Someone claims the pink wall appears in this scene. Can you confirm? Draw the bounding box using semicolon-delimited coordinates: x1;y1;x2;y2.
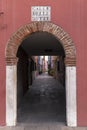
0;0;87;126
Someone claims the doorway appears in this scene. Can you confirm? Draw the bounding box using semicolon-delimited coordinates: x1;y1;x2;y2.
5;22;77;127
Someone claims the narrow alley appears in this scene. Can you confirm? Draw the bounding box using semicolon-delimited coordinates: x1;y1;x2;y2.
17;73;66;126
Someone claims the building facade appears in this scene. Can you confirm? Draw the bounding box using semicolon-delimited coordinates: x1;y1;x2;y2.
0;0;87;127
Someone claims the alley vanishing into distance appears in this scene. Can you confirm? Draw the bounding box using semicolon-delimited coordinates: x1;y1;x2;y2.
17;73;66;126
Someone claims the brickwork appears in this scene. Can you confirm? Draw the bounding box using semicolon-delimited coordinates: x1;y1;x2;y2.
5;22;76;66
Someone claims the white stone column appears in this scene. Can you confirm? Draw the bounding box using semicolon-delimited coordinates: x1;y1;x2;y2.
6;65;17;126
66;67;77;127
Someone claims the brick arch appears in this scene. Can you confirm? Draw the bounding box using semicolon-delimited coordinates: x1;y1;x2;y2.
5;22;77;127
5;22;76;66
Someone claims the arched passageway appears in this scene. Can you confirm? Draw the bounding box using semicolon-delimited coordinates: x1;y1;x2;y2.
16;31;66;125
5;22;76;127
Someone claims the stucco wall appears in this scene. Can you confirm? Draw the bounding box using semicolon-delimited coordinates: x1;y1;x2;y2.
0;0;87;126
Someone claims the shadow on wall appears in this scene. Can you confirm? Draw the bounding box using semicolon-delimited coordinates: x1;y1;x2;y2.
17;47;37;107
17;47;29;107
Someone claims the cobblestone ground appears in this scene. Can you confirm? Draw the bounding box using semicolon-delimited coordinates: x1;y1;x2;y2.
17;73;66;126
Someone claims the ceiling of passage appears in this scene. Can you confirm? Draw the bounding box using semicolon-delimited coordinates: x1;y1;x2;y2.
18;31;65;56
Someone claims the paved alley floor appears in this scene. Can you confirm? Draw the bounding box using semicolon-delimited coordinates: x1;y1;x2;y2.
17;73;66;126
0;73;87;129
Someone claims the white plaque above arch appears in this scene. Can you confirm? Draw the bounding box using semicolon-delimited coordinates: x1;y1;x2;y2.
31;6;51;21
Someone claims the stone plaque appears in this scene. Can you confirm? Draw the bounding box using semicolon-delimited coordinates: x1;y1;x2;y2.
31;6;51;21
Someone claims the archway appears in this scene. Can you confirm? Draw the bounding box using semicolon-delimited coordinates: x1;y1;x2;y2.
5;22;76;127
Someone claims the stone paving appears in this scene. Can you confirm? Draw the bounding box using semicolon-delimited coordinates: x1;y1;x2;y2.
0;125;87;130
17;73;66;125
1;73;87;130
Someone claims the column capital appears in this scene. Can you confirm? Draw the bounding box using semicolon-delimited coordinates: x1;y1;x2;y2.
5;57;18;66
65;57;76;67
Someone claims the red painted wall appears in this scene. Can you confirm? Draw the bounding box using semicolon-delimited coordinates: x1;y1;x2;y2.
0;0;87;126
